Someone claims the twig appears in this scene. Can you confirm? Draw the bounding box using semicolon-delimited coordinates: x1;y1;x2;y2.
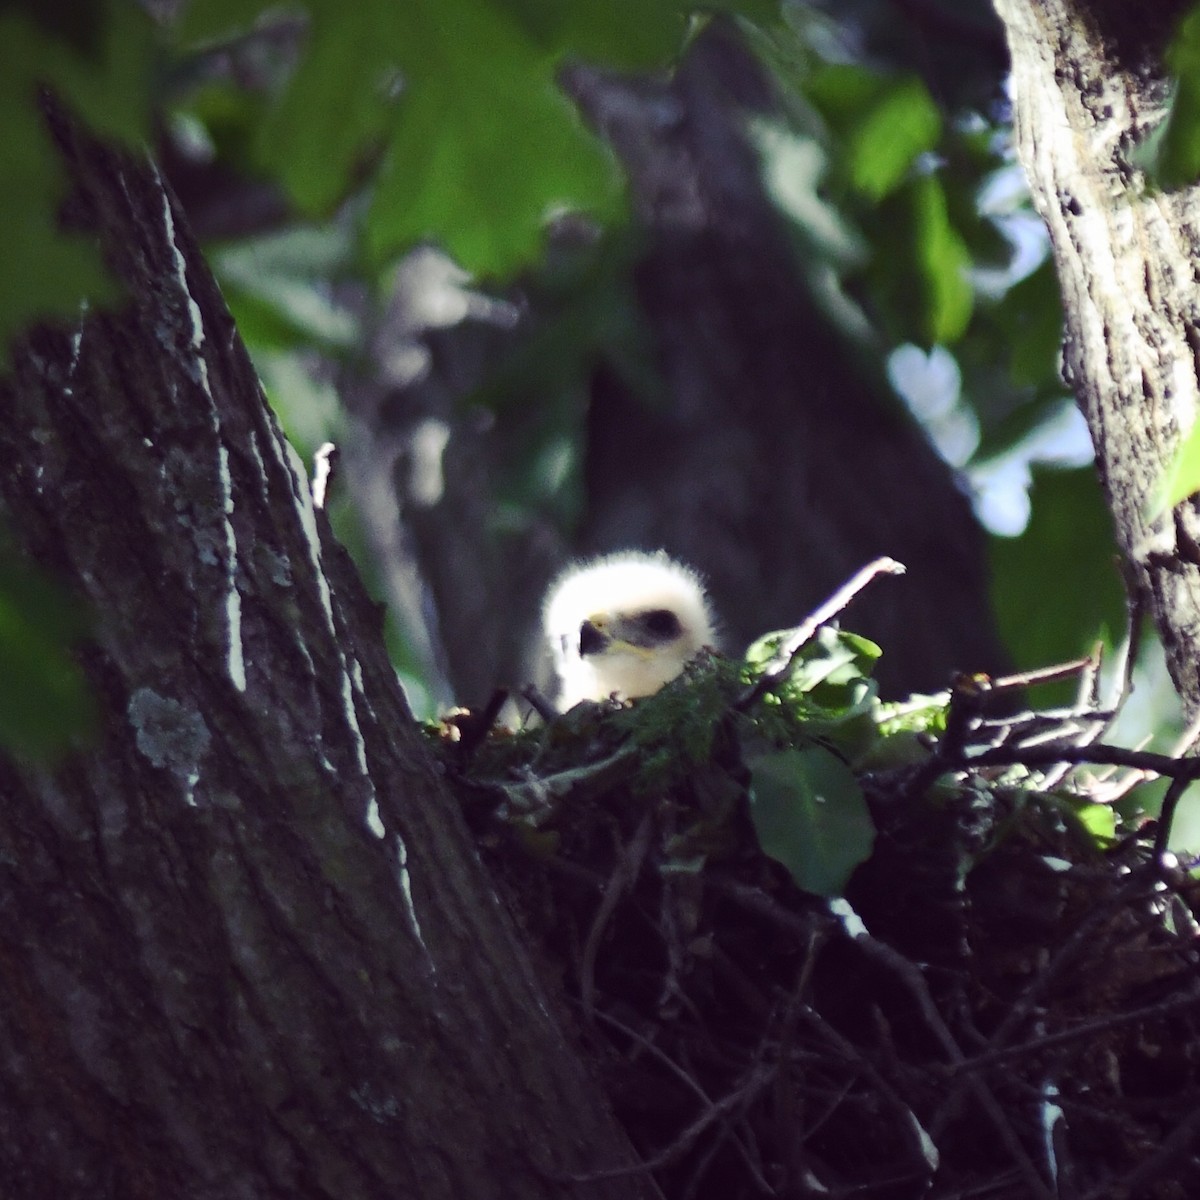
735;557;906;710
961;740;1200;780
450;688;509;761
1078;1101;1200;1200
928;870;1164;1142
1153;773;1195;861
988;655;1096;692
493;745;640;823
711;881;1057;1200
949;983;1200;1075
1103;587;1145;715
793;1002;939;1183
580;810;655;1019
519;683;558;722
562;1064;778;1184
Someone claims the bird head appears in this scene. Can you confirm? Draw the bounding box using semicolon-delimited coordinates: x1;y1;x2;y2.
542;551;717;710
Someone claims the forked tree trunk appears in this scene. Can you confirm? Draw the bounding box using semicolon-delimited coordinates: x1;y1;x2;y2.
994;0;1200;715
0;101;657;1200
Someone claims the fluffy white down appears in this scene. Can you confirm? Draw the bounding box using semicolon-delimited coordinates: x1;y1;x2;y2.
543;550;717;709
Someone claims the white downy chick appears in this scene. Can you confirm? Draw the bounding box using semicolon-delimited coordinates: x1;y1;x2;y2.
543;550;717;710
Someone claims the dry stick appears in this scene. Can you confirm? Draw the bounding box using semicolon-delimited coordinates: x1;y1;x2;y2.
926;870;1164;1142
961;739;1200;780
590;1008;775;1194
1103;586;1145;715
735;557;906;711
949;983;1200;1076
519;682;558;723
579;810;655;1020
1036;644;1105;791
959;739;1200;859
987;655;1097;693
1078;1102;1200;1200
710;881;1057;1200
1154;772;1194;861
793;1003;939;1187
563;1064;778;1185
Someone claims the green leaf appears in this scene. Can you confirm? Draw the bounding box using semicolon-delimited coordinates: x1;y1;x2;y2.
744;626;881;710
0;3;153;363
910;173;973;343
499;0;687;66
991;260;1064;390
1150;415;1200;516
1071;801;1117;843
177;0;629;277
367;3;620;277
175;0;784;277
0;546;95;761
846;77;941;201
748;745;875;896
991;466;1126;675
867;173;973;346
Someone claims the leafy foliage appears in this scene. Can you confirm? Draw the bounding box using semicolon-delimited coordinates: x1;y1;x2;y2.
0;0;153;366
174;0;773;277
429;616;1198;1196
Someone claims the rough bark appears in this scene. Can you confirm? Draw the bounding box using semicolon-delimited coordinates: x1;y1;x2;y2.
0;100;658;1200
994;0;1200;715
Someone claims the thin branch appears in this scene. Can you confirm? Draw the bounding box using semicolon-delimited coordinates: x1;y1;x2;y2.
735;557;906;710
1153;773;1194;861
562;1064;778;1184
961;740;1200;779
580;810;655;1019
949;984;1200;1075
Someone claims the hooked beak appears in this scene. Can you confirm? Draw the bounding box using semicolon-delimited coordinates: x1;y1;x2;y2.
579;619;610;657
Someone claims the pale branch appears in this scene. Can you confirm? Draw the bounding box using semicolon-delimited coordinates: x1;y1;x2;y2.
735;557;907;710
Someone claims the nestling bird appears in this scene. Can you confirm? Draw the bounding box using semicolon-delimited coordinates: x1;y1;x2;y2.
543;550;717;710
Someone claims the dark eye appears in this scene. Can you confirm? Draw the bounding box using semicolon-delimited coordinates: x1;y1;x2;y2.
641;609;681;639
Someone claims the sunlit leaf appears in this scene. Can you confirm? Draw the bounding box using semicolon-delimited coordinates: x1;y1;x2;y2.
367;9;620;277
748;745;875;896
910;173;973;343
846;77;941;201
1072;801;1117;842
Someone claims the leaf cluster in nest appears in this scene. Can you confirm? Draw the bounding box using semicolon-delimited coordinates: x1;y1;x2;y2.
429;629;1200;1200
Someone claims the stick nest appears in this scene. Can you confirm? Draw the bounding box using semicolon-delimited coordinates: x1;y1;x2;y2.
431;625;1200;1200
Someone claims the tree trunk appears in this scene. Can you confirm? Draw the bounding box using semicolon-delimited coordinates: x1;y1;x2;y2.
0;99;657;1200
994;0;1200;715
